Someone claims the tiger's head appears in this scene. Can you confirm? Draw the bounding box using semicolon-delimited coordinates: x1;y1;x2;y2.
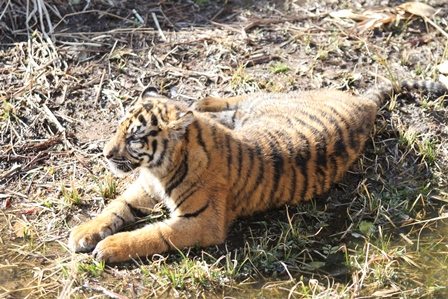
103;87;194;176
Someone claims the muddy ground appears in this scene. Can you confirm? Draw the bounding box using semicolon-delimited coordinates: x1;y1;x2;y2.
1;0;448;298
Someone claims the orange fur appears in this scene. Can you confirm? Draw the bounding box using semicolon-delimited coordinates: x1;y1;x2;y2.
68;80;447;263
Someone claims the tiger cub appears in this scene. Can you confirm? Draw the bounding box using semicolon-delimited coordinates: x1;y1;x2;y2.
68;80;446;263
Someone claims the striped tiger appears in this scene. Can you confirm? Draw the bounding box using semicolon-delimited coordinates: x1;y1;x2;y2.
68;80;447;263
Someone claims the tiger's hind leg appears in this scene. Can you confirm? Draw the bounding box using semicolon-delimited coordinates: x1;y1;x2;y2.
192;95;248;112
68;178;159;253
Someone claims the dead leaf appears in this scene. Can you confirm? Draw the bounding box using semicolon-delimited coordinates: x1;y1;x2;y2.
13;221;27;238
330;2;438;32
372;286;400;297
2;198;11;209
17;208;38;215
356;11;396;32
329;9;366;21
395;2;436;17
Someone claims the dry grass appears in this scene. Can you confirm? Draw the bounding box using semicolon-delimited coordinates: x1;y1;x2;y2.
1;0;448;298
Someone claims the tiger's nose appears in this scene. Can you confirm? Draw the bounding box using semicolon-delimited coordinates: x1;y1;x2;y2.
104;149;113;160
103;139;116;160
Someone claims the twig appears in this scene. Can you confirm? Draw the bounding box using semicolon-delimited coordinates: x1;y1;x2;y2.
241;54;281;67
0;0;11;20
84;282;130;299
42;104;65;133
158;7;178;30
94;69;106;105
53;10;136;31
0;164;22;181
152;12;167;42
132;9;144;24
424;15;448;39
41;104;73;150
34;0;53;40
209;21;246;35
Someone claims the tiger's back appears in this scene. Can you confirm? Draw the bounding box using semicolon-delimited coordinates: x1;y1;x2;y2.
196;90;378;217
68;80;447;263
194;80;447;216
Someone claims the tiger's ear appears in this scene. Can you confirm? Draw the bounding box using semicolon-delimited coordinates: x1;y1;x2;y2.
168;111;194;140
141;86;160;99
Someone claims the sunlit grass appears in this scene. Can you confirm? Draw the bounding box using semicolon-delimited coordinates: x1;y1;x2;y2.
61;182;82;206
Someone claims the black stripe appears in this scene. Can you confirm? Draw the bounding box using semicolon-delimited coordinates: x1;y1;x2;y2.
323;106;350;150
162;102;169;115
150;114;158;126
156;106;163;119
279;129;295;158
252;141;265;188
112;212;125;223
140;136;148;145
151;139;158;154
233;144;256;204
194;121;207;151
232;137;270;213
316;105;348;160
301;110;330;135
285;115;324;199
137;152;154;162
179;202;209;218
165;159;188;196
184;126;190;143
152;139;168;167
315;137;328;195
290;115;326;143
193;122;209;164
138;114;147;126
173;182;200;211
288;166;297;204
234;141;243;183
294;137;311;199
132;107;143;118
225;133;233;179
147;130;159;137
125;202;148;218
267;134;284;202
251;141;267;209
251;134;275;209
325;103;361;151
130;125;140;135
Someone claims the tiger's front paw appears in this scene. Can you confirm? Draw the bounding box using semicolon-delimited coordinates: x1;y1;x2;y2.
92;233;133;263
68;219;114;253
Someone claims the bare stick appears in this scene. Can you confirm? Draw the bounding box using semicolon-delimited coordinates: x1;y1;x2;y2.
42;104;65;133
132;9;144;24
152;12;167;42
424;15;448;39
94;69;106;105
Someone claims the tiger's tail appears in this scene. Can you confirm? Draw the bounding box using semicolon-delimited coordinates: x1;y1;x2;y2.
363;80;447;107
